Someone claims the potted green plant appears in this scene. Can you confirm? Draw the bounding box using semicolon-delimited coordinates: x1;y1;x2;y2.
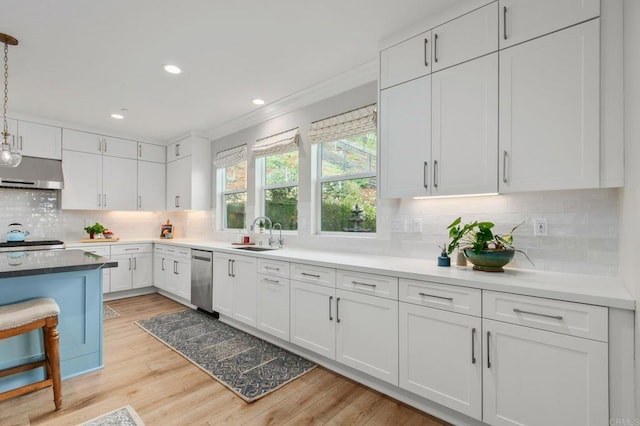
446;217;534;272
83;222;106;239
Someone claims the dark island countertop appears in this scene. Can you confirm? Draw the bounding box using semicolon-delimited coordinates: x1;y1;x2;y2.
0;249;117;278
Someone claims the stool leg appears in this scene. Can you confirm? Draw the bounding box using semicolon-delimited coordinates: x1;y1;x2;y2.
44;317;62;410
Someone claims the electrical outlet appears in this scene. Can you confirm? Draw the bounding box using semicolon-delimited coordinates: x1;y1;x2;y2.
391;219;407;233
534;218;547;236
412;218;422;233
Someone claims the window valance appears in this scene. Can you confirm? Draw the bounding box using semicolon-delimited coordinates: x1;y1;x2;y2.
308;104;377;144
214;145;247;168
252;128;299;158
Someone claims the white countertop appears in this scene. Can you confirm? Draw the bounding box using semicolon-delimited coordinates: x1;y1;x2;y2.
66;238;635;310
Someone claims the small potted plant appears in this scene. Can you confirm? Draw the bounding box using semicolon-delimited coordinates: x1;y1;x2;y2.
446;217;533;272
84;222;106;239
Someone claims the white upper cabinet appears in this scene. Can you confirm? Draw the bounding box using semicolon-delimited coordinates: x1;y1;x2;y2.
63;129;103;154
431;2;498;73
499;20;600;192
379;75;431;198
431;53;498;196
138;142;165;163
499;0;600;49
61;149;103;210
137;161;166;211
102;136;137;159
380;30;431;90
15;121;62;160
165;134;211;211
102;155;138;210
167;138;192;162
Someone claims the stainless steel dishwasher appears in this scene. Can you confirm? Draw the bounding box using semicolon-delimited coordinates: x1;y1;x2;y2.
191;249;213;313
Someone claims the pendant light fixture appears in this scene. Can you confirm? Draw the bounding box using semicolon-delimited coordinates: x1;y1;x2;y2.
0;33;21;168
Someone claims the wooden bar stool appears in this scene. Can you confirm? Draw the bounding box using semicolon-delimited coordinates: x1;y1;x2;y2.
0;298;62;410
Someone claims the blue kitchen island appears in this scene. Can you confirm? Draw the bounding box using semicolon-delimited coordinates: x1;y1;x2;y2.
0;249;116;393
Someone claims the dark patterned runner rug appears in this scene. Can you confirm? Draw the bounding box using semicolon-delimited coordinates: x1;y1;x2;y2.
136;309;316;402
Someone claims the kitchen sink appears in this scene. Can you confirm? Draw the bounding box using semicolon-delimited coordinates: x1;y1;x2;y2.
233;246;278;252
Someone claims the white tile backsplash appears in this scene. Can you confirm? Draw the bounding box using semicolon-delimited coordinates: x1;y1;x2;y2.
0;186;620;276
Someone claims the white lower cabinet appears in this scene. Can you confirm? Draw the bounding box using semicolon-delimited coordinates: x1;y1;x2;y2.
257;259;290;341
155;245;191;301
483;318;608;426
110;244;153;292
399;302;482;419
335;289;398;385
212;253;257;326
289;279;336;359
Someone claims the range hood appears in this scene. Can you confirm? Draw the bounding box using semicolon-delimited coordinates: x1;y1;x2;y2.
0;156;64;190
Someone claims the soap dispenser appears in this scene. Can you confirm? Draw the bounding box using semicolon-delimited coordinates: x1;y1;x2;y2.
437;245;451;267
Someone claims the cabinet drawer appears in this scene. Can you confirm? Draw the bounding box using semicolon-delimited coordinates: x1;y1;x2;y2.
337;270;398;300
111;244;152;256
290;263;336;288
80;245;110;257
399;279;481;317
483;291;608;342
258;258;289;278
163;245;191;259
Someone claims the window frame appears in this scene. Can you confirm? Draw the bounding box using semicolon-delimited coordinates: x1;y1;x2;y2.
256;150;299;232
219;160;247;231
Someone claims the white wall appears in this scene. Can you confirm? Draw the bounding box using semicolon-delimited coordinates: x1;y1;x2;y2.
211;82;620;276
621;0;640;415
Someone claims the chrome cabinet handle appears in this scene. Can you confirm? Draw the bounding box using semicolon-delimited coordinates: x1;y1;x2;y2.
471;328;476;364
103;194;107;208
227;259;231;277
513;308;563;321
263;278;280;284
138;144;142;157
128;258;132;271
329;295;333;321
97;138;101;152
433;160;438;189
19;135;23;150
423;161;429;189
352;280;376;288
133;257;137;270
424;38;429;67
336;297;341;323
175;143;180;157
11;134;15;147
418;292;453;301
502;151;508;183
487;331;491;368
230;259;235;277
265;266;280;272
97;193;101;208
503;6;508;40
174;260;178;275
176;195;180;208
161;258;165;271
138;195;142;210
124;248;140;251
434;33;439;63
103;140;107;152
301;272;320;278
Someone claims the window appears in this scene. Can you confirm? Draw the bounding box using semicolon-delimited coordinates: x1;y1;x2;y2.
262;151;298;230
215;145;247;230
254;128;299;231
310;104;377;233
319;133;376;232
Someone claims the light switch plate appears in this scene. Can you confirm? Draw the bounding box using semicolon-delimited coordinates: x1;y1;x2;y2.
412;218;422;233
391;219;407;233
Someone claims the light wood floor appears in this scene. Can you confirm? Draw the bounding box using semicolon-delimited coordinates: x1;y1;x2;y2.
0;294;449;425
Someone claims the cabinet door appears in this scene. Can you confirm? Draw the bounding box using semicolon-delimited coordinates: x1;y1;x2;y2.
166;156;191;210
62;129;102;154
102;136;137;159
379;75;431;198
257;274;290;341
102;156;138;210
431;2;498;72
213;255;233;316
399;303;482;420
499;20;600;193
153;253;167;290
17;121;62;160
83;245;111;293
138;161;166;211
290;280;336;359
380;31;431;90
167;139;192;162
499;0;600;49
138;142;165;163
110;254;133;292
483;319;608;426
431;54;498;196
335;289;398;385
232;255;257;327
61;150;102;209
132;252;152;289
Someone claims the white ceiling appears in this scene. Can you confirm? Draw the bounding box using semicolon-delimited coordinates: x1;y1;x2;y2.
0;0;460;143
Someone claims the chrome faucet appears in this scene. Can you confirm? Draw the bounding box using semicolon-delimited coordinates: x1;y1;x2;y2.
250;216;274;247
272;223;284;248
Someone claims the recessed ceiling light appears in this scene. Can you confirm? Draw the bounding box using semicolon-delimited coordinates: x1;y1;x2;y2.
163;64;182;74
252;98;265;105
110;113;124;120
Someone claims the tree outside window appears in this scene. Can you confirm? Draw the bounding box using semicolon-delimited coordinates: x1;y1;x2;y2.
319;132;377;233
222;160;247;229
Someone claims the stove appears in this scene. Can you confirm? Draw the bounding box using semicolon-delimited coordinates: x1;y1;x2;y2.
0;240;65;252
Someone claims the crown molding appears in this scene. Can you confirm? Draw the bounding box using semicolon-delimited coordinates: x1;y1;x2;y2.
204;59;378;142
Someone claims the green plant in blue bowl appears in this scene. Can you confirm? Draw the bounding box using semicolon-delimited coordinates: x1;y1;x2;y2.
446;217;534;272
